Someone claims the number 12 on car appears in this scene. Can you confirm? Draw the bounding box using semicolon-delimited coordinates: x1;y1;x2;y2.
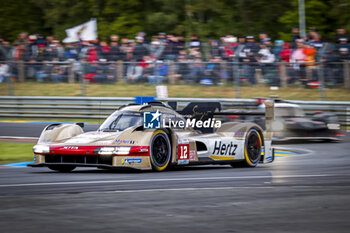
178;144;189;160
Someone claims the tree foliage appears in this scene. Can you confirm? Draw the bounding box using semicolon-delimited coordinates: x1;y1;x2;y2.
0;0;349;42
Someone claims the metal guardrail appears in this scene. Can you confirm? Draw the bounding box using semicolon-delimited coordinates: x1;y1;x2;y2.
0;96;349;126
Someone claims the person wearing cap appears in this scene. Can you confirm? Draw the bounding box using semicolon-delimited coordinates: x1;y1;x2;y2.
244;36;259;54
273;40;284;61
338;37;350;53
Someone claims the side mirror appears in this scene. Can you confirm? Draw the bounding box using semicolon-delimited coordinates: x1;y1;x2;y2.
76;122;84;128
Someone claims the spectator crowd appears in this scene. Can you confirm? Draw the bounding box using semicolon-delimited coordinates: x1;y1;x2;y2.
0;27;349;86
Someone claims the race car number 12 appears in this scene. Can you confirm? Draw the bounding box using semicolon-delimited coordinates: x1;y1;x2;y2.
178;144;189;160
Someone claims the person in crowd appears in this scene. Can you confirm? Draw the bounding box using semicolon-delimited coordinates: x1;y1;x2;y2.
291;27;301;49
50;59;65;82
164;35;179;61
2;28;350;87
335;28;349;44
280;42;290;57
273;40;284;61
133;37;149;62
234;36;246;60
0;62;10;83
93;59;109;83
259;32;269;44
109;40;121;61
126;59;144;83
338;38;350;53
208;40;222;58
148;60;168;85
98;40;111;60
13;32;28;47
321;46;339;85
339;48;350;61
64;43;80;60
187;58;205;84
257;43;279;85
303;43;317;82
36;60;51;82
205;56;223;85
241;36;259;85
290;39;307;85
173;55;190;84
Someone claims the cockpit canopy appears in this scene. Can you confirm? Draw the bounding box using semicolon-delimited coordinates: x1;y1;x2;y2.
99;111;143;132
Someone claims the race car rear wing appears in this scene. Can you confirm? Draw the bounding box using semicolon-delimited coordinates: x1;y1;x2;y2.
168;101;274;134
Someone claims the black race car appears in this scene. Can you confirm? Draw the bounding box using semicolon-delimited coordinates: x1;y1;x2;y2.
224;99;344;142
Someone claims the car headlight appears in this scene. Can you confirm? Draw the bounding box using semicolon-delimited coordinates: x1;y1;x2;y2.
271;121;284;131
33;145;50;154
98;147;131;155
116;147;131;155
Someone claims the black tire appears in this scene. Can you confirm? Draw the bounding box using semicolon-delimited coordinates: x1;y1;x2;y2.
48;165;76;172
231;128;262;168
150;130;172;171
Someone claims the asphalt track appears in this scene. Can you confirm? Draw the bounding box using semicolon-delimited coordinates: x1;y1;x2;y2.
0;122;350;233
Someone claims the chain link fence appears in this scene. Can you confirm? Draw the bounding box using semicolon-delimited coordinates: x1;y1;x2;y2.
1;60;350;99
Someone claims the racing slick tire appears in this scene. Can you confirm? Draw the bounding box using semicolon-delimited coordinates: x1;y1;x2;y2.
150;130;172;172
231;128;262;168
48;165;76;172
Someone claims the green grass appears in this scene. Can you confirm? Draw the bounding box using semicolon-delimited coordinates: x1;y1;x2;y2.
1;82;350;101
0;143;35;164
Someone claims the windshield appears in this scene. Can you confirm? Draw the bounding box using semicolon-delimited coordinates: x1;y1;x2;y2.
275;107;305;117
98;111;143;132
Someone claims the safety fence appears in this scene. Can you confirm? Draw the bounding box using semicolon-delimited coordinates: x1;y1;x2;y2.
1;61;350;98
0;96;349;126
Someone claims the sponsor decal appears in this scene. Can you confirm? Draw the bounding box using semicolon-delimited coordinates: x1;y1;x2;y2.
144;110;162;129
178;144;190;165
122;158;142;165
178;160;189;165
234;132;244;136
34;156;37;162
212;141;237;156
115;139;135;144
63;146;79;150
189;150;196;160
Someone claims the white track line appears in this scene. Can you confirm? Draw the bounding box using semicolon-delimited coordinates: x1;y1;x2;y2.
108;187;274;193
0;136;38;140
0;174;333;188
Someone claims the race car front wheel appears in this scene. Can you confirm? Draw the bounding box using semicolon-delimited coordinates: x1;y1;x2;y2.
48;165;76;172
150;130;172;172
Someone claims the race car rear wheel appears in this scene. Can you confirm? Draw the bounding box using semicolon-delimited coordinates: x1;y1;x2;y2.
244;128;262;167
150;130;171;172
231;128;262;168
48;165;76;172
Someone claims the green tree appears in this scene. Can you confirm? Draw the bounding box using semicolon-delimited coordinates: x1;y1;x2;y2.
279;0;330;41
33;0;94;40
329;0;350;37
0;0;47;41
